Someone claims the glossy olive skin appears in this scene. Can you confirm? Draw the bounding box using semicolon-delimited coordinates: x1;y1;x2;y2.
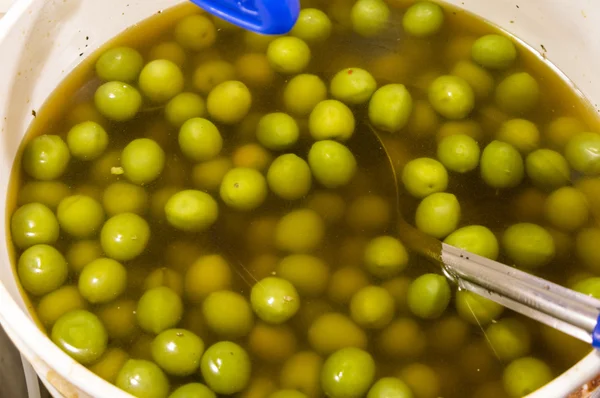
321;347;376;398
51;310;108;365
151;328;205;376
200;341;251;395
116;359;171;398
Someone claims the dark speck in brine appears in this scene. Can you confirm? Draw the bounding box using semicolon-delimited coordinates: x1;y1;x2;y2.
31;110;36;117
516;4;520;8
79;52;84;56
541;44;547;51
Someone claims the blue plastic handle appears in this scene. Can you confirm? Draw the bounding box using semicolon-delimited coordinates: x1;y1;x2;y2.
592;314;600;348
189;0;300;35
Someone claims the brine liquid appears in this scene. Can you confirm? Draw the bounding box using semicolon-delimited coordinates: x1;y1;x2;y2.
7;1;600;398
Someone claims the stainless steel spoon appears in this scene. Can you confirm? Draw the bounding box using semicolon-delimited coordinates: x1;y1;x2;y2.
370;125;600;347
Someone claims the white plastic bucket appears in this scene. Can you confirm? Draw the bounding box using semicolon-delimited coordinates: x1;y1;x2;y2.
1;0;600;397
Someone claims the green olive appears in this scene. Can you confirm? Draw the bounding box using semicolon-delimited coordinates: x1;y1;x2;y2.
166;92;206;128
544;186;589;232
330;68;377;105
471;34;517;70
367;378;414;398
277;254;330;298
18;244;68;296
428;75;474;120
220;167;267;211
151;328;205;376
280;351;323;398
121;138;165;185
284;74;328;117
525;149;570;190
308;140;357;189
455;290;504;326
485;318;531;361
144;267;183;296
37;285;87;327
308;313;367;355
268;390;308;398
97;299;138;341
116;359;170;398
66;121;109;161
165;190;219;232
202;290;254;338
201;341;251;395
169;384;216;398
175;14;216;51
94;81;142;122
407;273;451;320
89;348;129;384
207;80;252;125
350;285;395;329
436;134;480;173
57;195;105;238
78;257;127;304
275;209;325;253
136;287;183;334
148;41;187;67
185;255;232;304
51;310;108;365
251;277;300;324
502;357;552;397
267;37;311;75
22;135;71;180
257;112;300;150
267;154;312;201
321;348;376;398
398;363;440;398
351;0;390;37
178;118;222;162
138;59;184;103
95;46;144;82
100;212;150;261
376;318;426;359
17;181;71;210
402;1;444;38
480;140;524;189
11;203;59;249
443;225;499;260
401;157;448;199
66;239;103;274
309;100;355;141
368;84;413;133
495;72;539;115
565;132;600;175
502;223;555;269
290;8;332;43
415;192;461;239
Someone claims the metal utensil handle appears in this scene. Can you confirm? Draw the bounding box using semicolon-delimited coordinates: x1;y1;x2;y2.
441;243;600;346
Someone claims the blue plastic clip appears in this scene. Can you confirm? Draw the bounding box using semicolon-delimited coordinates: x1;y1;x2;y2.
189;0;300;35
